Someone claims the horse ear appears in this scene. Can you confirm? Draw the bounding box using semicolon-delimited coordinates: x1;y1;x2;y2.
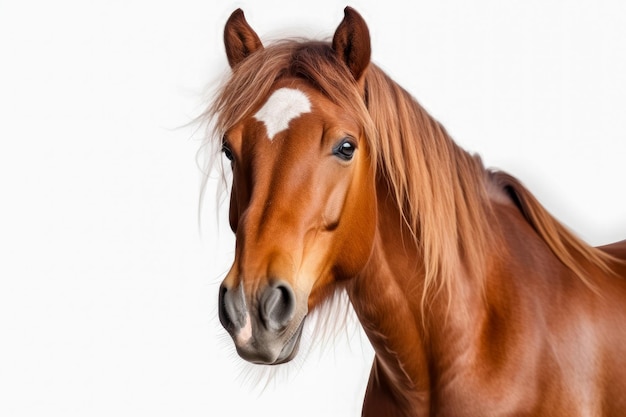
224;9;263;69
332;7;371;82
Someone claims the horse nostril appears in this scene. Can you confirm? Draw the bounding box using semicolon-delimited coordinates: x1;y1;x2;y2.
218;284;235;331
260;282;296;331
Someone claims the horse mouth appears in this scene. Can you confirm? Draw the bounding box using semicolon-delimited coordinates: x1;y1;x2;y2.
272;317;306;364
236;316;307;365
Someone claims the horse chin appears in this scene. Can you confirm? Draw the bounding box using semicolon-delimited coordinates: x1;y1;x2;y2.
238;317;307;366
272;318;306;364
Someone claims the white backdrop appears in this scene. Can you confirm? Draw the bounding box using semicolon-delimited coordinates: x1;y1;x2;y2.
1;1;625;416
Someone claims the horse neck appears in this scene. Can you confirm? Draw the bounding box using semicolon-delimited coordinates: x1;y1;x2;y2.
346;164;597;409
345;165;504;407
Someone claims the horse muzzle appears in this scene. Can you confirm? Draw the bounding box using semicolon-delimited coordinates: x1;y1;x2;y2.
218;280;307;365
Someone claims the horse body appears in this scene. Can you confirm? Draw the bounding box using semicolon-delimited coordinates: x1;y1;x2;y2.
208;7;626;416
351;186;626;416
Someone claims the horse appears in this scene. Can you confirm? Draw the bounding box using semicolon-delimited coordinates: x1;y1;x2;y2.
205;7;626;417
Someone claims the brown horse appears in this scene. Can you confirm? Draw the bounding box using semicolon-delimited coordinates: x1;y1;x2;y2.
206;7;626;417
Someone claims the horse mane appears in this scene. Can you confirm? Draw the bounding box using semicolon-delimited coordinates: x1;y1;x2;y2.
204;39;618;306
363;66;496;305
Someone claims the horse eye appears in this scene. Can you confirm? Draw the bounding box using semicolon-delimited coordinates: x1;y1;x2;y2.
333;139;356;161
221;144;234;161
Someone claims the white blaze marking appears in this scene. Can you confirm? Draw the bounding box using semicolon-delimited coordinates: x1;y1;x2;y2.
237;313;252;345
253;87;311;141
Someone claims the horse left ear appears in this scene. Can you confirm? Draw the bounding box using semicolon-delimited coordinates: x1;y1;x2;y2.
224;9;263;69
332;7;371;82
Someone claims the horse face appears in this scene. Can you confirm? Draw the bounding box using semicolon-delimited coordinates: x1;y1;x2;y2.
216;7;374;365
218;80;377;364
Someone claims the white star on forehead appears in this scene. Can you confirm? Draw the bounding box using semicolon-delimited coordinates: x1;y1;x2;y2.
253;87;312;141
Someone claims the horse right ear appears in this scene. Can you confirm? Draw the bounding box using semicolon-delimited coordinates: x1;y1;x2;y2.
224;9;263;69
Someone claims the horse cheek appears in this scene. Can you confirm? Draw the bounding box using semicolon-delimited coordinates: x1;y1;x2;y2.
228;186;239;233
333;172;377;281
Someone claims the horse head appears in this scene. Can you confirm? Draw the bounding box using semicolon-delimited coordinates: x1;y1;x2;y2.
217;8;377;365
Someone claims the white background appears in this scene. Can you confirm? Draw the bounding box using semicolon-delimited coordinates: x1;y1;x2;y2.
1;1;625;416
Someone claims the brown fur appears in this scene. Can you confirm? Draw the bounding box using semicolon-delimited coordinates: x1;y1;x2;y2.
207;8;626;416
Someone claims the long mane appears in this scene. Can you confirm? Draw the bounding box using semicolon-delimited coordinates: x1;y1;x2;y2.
204;39;618;303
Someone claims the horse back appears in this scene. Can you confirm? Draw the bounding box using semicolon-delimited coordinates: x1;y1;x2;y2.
597;238;626;285
598;239;626;262
593;239;626;415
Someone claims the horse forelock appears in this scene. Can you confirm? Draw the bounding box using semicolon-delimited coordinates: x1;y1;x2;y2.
206;40;373;143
